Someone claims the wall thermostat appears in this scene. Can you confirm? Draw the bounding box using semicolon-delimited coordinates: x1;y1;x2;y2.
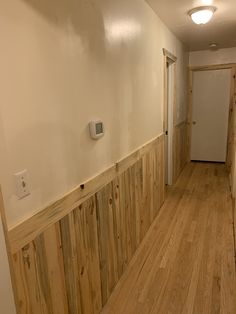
89;120;104;140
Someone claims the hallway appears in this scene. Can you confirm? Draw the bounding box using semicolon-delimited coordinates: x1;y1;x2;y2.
102;162;236;313
1;1;236;313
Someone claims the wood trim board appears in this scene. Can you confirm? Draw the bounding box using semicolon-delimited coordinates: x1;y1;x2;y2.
8;134;164;254
163;48;177;63
0;188;20;313
3;133;165;314
163;48;181;187
173;121;188;182
190;63;236;72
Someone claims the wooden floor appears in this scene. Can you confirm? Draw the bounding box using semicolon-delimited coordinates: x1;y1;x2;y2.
102;162;236;314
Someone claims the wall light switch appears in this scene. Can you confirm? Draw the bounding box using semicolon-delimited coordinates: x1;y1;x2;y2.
14;170;31;199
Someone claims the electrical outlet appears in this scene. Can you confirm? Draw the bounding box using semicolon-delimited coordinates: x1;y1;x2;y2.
14;170;30;199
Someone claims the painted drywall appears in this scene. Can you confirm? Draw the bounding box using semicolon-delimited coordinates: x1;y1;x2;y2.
0;218;16;314
0;0;188;227
190;47;236;66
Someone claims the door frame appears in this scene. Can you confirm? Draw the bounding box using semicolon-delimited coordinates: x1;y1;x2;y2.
0;187;19;313
187;63;236;169
163;48;177;186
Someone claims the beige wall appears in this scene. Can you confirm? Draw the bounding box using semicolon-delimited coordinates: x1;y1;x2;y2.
190;47;236;66
0;0;188;228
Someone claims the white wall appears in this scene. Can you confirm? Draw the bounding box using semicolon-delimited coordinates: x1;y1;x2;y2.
0;0;188;228
190;47;236;66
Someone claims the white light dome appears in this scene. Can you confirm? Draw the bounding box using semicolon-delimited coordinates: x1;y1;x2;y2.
189;6;216;25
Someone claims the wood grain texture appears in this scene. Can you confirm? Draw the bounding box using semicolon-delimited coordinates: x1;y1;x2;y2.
173;121;188;182
9;134;165;313
102;162;236;314
96;139;165;306
9;134;164;254
13;223;68;314
96;179;123;306
9;165;117;255
228;67;236;270
226;67;236;171
13;198;103;314
0;187;20;313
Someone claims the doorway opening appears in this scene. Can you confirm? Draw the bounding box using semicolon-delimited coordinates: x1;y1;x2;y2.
188;64;236;170
163;49;177;186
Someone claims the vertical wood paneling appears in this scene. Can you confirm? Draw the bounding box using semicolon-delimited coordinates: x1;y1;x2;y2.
173;122;188;182
13;244;42;314
73;197;102;314
42;224;68;314
10;135;165;314
158;136;165;207
13;223;69;314
227;68;236;183
134;159;142;247
34;235;54;313
96;181;120;305
140;153;151;240
152;148;159;218
60;213;81;314
124;165;138;262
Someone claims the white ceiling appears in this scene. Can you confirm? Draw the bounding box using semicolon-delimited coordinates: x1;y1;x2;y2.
145;0;236;51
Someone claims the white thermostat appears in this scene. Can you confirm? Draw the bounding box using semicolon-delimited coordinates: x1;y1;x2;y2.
89;120;104;140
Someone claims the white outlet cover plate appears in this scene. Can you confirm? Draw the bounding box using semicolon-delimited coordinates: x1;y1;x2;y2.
14;170;30;199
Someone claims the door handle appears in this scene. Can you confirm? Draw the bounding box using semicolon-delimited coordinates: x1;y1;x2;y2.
192;121;197;125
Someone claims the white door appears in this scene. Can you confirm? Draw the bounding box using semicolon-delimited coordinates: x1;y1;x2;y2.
191;69;231;162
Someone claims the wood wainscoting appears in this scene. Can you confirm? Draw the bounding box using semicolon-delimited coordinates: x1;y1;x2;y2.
173;121;188;182
2;134;165;314
228;68;236;190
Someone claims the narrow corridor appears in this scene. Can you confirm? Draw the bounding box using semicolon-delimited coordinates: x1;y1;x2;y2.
102;162;236;313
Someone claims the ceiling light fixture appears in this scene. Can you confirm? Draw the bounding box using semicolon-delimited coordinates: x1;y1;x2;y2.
209;42;218;50
188;6;216;25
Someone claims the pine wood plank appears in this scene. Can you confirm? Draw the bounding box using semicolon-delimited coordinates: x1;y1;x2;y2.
9;134;164;254
173;121;188;182
96;180;120;305
12;244;42;314
42;224;68;314
60;213;81;314
102;162;236;314
9;135;165;314
102;163;196;313
73;197;102;314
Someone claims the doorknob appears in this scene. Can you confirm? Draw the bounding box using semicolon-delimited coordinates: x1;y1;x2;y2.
192;121;197;125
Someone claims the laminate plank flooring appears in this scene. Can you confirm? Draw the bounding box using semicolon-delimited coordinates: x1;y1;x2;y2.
102;162;236;314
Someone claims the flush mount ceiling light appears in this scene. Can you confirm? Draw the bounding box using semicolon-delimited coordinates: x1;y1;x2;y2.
188;6;217;25
209;42;218;49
